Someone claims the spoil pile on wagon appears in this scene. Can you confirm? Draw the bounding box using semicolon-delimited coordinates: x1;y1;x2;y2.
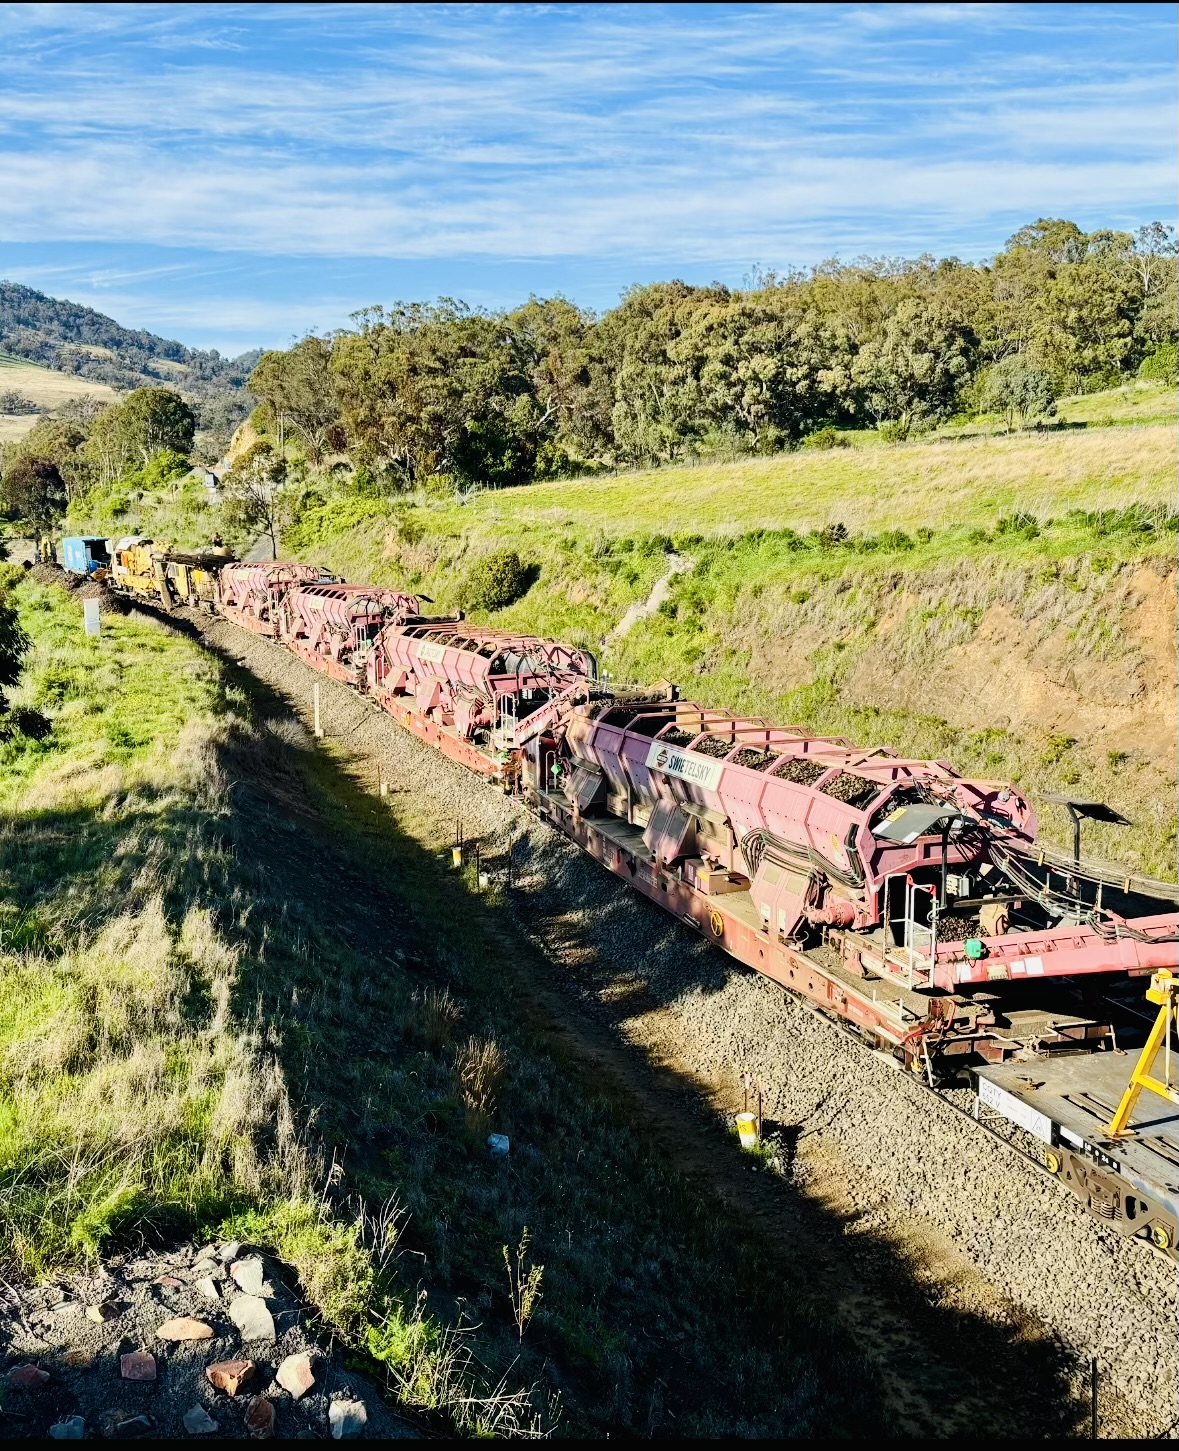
69;538;1179;1255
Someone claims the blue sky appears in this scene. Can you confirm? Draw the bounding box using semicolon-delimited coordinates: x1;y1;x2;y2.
0;2;1174;357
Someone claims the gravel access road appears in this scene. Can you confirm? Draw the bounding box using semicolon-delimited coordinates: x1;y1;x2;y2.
186;609;1178;1440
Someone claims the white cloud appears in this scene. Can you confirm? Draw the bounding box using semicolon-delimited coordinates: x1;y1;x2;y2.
0;1;1173;302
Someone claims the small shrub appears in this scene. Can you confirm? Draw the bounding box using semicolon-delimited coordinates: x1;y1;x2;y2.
133;448;191;491
534;438;587;479
0;706;52;741
1039;732;1076;767
801;426;846;451
423;472;457;499
461;550;532;612
877;420;909;444
1138;343;1178;385
390;508;424;547
0;391;44;415
816;522;849;549
453;1035;506;1140
995;511;1041;540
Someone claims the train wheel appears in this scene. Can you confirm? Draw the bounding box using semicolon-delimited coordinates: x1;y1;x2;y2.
1149;1222;1172;1251
1044;1150;1062;1175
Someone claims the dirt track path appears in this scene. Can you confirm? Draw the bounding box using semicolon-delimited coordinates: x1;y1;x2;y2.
176;605;1177;1440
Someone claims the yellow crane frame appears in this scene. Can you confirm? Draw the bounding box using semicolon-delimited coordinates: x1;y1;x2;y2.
1107;970;1179;1136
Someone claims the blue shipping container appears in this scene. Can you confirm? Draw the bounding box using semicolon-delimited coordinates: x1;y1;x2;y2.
60;537;111;575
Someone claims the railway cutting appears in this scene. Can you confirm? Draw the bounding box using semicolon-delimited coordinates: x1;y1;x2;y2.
79;536;1179;1262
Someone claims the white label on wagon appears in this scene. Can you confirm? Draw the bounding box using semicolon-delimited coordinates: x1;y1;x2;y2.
645;742;725;791
416;640;448;664
978;1077;1053;1144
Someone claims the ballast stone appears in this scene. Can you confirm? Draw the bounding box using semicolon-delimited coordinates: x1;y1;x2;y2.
245;1395;276;1438
158;1315;214;1341
230;1255;271;1297
183;1405;220;1435
276;1351;316;1400
229;1294;276;1341
7;1362;49;1388
329;1398;368;1438
119;1350;157;1381
48;1416;86;1440
207;1358;256;1395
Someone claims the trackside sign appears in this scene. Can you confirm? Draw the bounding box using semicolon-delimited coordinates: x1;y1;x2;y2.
645;742;725;791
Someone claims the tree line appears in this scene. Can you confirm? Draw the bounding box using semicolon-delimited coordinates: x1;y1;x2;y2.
252;217;1177;489
2;215;1176;539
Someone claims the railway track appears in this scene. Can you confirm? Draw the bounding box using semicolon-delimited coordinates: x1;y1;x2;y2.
44;540;1179;1431
75;541;1179;1259
150;590;1176;1439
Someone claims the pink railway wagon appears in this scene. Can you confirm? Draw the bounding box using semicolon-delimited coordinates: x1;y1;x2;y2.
216;562;327;637
277;583;423;684
365;621;598;778
196;552;1179;1252
524;695;1178;1071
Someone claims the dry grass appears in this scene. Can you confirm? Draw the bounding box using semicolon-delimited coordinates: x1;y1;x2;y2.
403;985;461;1050
453;1034;507;1142
0;354;117;447
430;422;1174;539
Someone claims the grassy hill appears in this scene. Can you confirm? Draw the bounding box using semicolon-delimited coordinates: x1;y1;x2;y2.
387;418;1174;541
282;410;1177;879
0;281;259;395
0;282;257;462
0;353;118;446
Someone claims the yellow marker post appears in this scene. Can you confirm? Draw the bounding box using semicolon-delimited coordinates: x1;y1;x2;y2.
1107;970;1179;1136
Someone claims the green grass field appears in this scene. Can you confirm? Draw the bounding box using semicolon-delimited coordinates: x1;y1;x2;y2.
425;420;1174;540
1054;380;1177;427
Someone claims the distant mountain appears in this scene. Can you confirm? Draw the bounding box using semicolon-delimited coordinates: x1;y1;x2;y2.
0;281;261;398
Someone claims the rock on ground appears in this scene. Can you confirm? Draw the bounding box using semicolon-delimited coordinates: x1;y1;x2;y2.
0;1242;411;1439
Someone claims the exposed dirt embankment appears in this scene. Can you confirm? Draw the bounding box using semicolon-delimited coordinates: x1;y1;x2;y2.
729;552;1177;872
815;560;1175;762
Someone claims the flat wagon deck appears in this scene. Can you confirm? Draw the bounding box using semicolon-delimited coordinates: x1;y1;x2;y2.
974;1052;1179;1251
